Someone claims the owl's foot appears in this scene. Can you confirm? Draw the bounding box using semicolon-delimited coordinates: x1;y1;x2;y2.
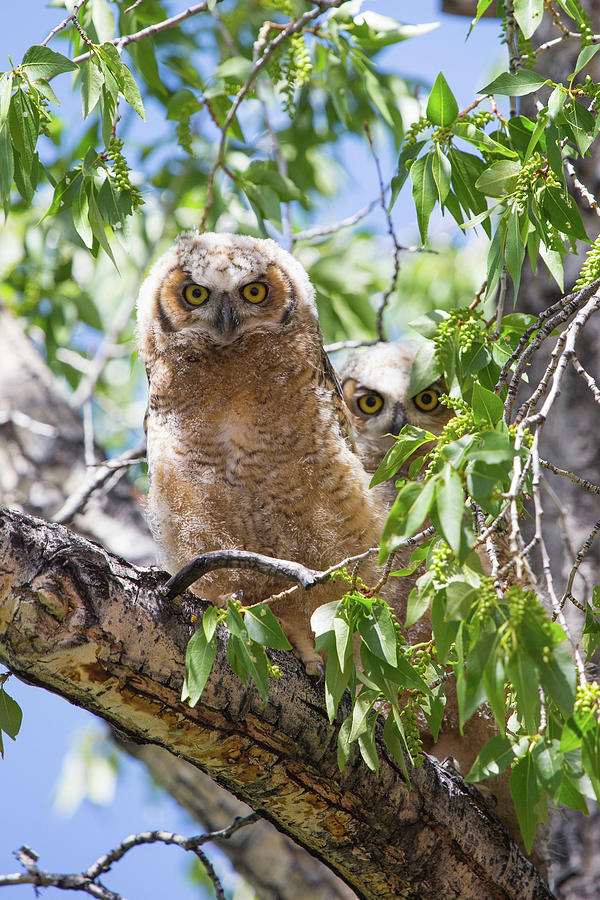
304;658;325;680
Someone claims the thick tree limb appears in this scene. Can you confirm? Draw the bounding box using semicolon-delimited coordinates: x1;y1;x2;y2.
0;504;553;900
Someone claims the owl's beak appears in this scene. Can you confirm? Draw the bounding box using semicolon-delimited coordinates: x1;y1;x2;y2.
391;402;407;435
213;298;240;339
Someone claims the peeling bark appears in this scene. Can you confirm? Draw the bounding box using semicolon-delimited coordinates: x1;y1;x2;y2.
0;504;553;900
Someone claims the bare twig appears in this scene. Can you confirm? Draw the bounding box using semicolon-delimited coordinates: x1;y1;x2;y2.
561;519;600;613
52;444;147;524
324;338;380;354
571;356;600;404
0;409;58;438
0;815;260;899
539;457;600;495
364;122;401;341
41;0;88;47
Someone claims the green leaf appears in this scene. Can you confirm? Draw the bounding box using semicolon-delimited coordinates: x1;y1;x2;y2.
202;605;220;643
434;467;464;556
432;145;451;205
20;45;78;81
474;160;521;198
471;382;504;426
183;628;217;706
0;124;13;208
389;141;425;211
381;478;436;556
348;690;379;742
87;185;117;265
383;711;411;782
507;651;540;733
358;720;379;773
9;89;39;169
73;181;93;249
581;724;600;805
311;601;341;639
510;752;542;853
449;149;489;232
582;603;600;660
244;604;292;650
0;688;22;741
541;186;588;243
505;207;526;300
484;214;507;301
450;121;518;158
0;73;13;123
80;57;104;118
325;644;352;722
215;56;253;82
405;584;431;628
120;61;145;119
562;100;595;155
408;341;443;395
410;152;437;243
514;0;544;39
362;604;397;666
572;44;600;77
445;580;478;621
466;734;516;781
479;70;548;97
360;644;431;695
370;425;435;487
334;615;352;669
227;633;269;702
337;715;353;770
426;72;459;127
536;644;575;716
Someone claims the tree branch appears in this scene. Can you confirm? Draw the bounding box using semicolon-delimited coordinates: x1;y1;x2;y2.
0;503;553;900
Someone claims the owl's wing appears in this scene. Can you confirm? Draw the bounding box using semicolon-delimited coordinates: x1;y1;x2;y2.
318;346;357;451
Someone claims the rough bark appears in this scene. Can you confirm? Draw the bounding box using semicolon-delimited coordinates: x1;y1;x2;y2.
0;305;357;900
0;503;553;900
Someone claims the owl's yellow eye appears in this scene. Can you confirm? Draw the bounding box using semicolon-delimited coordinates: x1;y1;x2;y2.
241;282;268;304
183;284;209;306
413;389;440;411
357;393;384;415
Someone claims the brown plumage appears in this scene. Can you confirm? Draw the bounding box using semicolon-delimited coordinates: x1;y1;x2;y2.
137;231;387;672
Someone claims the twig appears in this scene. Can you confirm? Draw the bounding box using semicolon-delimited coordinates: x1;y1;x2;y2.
561;518;600;612
72;1;223;64
292;193;388;244
571;356;600;404
0;409;58;438
324;338;380;354
364;122;401;341
41;0;88;47
200;0;348;232
539;457;600;495
52;444;147;524
564;158;600;218
0;815;260;899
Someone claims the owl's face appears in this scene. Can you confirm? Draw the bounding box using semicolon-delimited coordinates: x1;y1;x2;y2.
137;231;316;355
340;341;452;472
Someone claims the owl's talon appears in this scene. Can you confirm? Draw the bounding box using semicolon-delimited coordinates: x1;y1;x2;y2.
305;659;325;680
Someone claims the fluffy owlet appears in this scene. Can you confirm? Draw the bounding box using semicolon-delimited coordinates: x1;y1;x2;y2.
340;341;451;481
136;231;387;672
340;340;545;869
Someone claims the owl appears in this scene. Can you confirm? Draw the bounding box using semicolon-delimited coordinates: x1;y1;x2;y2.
340;340;452;480
136;231;388;674
339;341;547;871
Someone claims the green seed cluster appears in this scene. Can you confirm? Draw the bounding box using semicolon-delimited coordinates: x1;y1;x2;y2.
508;423;533;448
574;235;600;289
506;586;554;660
424;397;475;476
581;73;600;101
262;0;293;13
429;542;454;582
107;138;144;209
399;697;423;764
513;152;559;215
578;8;595;46
473;577;497;622
280;33;312;116
574;680;600;718
35;93;52;137
405;116;429;144
433;307;486;359
267;661;282;678
469;110;494;128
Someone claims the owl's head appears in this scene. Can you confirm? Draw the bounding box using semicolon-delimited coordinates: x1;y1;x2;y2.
340;341;452;471
137;231;317;357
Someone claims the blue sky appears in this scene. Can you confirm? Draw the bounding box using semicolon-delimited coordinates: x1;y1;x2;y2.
0;3;502;898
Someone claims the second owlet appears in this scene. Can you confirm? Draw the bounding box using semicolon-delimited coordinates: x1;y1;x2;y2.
340;341;452;503
339;340;544;869
136;231;387;673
